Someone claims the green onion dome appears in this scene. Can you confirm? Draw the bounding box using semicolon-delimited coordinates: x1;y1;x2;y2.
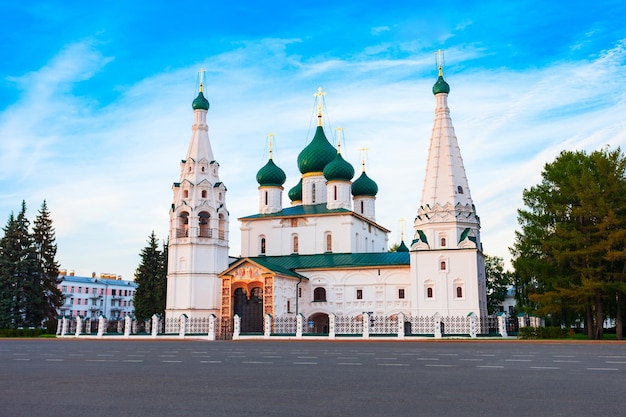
297;126;337;174
288;178;303;202
432;75;450;95
192;91;210;110
396;241;409;252
352;171;378;197
256;158;286;187
323;152;354;182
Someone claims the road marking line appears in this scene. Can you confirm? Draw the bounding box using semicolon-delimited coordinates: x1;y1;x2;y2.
599;356;626;359
438;353;458;356
417;358;439;361
531;366;559;370
293;362;317;365
13;358;30;361
123;360;143;363
505;359;532;362
554;355;575;358
161;360;182;363
376;357;397;360
338;363;362;366
460;359;483;361
86;360;118;362
297;356;318;359
587;368;618;371
379;363;410;366
605;361;626;364
477;365;504;368
553;360;580;363
200;360;222;363
425;364;452;367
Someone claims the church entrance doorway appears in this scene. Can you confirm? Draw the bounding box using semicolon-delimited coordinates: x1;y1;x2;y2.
234;287;263;333
307;313;329;334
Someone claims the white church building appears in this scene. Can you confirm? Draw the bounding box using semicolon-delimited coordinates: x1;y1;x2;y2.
165;65;488;335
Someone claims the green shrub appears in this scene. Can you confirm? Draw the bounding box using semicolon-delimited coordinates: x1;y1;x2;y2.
517;326;569;339
0;328;45;338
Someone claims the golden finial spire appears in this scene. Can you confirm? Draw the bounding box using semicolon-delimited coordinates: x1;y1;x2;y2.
199;68;206;92
359;146;369;172
313;86;326;127
267;133;274;160
436;50;444;76
336;126;343;154
399;218;406;241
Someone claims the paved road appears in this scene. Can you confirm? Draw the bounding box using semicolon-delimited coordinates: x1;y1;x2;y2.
1;339;624;416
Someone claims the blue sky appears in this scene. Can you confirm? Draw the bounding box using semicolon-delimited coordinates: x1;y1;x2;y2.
1;1;625;280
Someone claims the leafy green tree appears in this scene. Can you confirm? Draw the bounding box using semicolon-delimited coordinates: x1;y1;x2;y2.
511;148;626;339
133;232;167;320
485;255;512;315
32;200;63;322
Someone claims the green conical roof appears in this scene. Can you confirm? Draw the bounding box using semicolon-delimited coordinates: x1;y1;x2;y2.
288;178;303;202
352;171;378;197
256;158;286;187
192;91;210;110
297;126;337;174
432;75;450;95
323;152;354;182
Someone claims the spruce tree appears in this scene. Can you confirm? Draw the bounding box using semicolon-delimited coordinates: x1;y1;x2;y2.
33;200;63;322
0;213;18;328
133;232;167;320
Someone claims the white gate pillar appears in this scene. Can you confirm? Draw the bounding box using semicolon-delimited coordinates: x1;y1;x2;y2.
469;312;477;338
151;314;159;338
362;313;371;339
75;316;82;337
498;312;508;337
179;314;188;337
207;314;216;341
124;315;132;337
328;313;336;339
434;313;442;338
233;314;241;340
397;313;405;339
264;314;272;339
296;314;303;338
97;315;106;337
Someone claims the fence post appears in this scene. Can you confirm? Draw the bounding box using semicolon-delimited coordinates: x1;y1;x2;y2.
469;312;477;338
517;313;526;329
233;314;241;340
97;315;106;337
434;313;442;338
207;314;216;340
497;312;508;337
296;313;303;339
362;313;370;339
179;314;188;338
124;315;132;337
329;313;336;339
151;314;159;338
264;314;272;339
75;316;82;337
397;312;405;339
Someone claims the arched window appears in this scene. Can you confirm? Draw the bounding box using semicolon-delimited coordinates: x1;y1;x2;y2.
427;287;433;298
313;287;326;302
311;183;316;203
177;212;189;237
292;235;299;253
183;190;189;199
456;286;463;298
201;190;207;198
218;213;226;240
440;237;446;247
360;200;364;214
199;212;210;237
264;191;268;206
334;185;337;201
326;233;332;252
260;237;266;254
440;261;446;271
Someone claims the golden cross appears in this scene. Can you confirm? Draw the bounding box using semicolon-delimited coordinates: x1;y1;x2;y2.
267;133;274;159
335;126;343;152
399;218;406;240
436;50;445;76
314;86;326;123
199;68;206;92
359;146;369;171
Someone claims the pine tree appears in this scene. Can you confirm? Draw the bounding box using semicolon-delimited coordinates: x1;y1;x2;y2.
32;200;63;322
133;232;167;320
0;202;41;327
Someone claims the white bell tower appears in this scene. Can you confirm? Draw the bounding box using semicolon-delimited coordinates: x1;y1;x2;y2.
165;72;229;320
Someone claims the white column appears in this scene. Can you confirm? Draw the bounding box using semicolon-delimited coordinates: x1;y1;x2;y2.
124;315;132;337
362;313;370;339
97;316;106;337
296;314;303;338
151;314;159;338
207;314;216;341
329;313;336;339
469;313;477;338
233;314;241;340
434;313;442;338
264;314;272;339
75;316;82;337
498;312;508;337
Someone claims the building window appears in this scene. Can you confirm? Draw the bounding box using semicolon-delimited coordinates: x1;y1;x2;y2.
78;287;82;294
199;212;210;237
260;237;266;254
292;235;299;253
298;287;302;298
427;287;433;298
441;237;446;247
398;289;405;299
313;287;326;302
333;185;337;201
201;190;207;198
360;201;364;214
456;286;463;298
287;300;291;313
356;289;363;300
457;186;463;194
311;183;316;203
440;261;446;271
326;233;332;252
264;191;268;205
183;190;189;198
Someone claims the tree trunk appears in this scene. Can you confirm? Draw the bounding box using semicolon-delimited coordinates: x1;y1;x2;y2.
586;300;595;340
616;290;623;341
594;290;604;340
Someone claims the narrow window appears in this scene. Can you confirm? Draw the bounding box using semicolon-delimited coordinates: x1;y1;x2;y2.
298;287;302;298
201;190;207;198
293;235;299;253
326;234;332;252
264;191;268;205
441;237;446;247
287;300;291;313
456;287;463;298
440;261;446;271
398;289;405;299
260;237;266;254
356;289;363;300
313;287;326;301
360;200;364;214
311;183;316;203
427;288;433;298
334;185;337;201
183;190;189;199
457;186;463;194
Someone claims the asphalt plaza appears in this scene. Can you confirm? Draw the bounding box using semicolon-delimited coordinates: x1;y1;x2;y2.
1;339;624;417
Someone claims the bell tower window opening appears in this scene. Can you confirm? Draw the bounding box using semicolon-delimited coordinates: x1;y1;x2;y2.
360;200;364;214
218;213;226;240
440;261;446;271
457;186;463;194
177;212;189;237
199;212;210;237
